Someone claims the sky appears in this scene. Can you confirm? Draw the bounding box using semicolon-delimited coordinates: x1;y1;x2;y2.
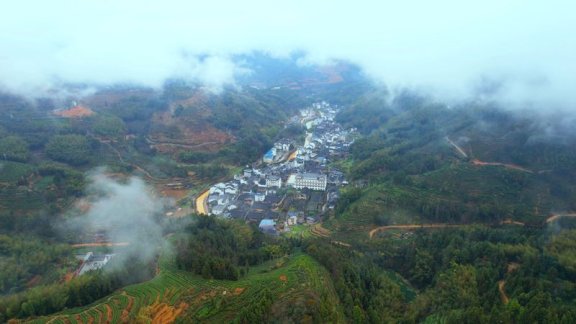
1;0;575;107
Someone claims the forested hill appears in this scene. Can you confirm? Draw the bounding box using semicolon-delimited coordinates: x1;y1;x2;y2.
3;58;576;323
332;91;576;227
0;56;369;305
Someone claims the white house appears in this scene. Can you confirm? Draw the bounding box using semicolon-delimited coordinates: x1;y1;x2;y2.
287;215;298;226
255;192;266;202
266;175;282;188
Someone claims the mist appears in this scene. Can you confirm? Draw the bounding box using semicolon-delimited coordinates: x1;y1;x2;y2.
62;171;169;265
1;0;575;108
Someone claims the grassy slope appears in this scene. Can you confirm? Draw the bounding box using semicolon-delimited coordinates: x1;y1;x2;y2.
25;247;344;323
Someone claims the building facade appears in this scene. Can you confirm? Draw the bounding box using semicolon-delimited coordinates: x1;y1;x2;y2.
293;173;327;191
266;175;282;188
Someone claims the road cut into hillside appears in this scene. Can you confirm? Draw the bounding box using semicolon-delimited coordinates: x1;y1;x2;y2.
369;224;465;239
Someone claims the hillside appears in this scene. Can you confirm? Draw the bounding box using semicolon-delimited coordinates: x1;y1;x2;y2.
330;93;576;230
2;59;576;322
25;248;344;323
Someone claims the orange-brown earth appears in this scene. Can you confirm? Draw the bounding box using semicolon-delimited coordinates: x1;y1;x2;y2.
121;293;134;322
545;213;576;223
471;159;533;173
54;105;95;118
158;188;188;200
150;106;233;154
369;224;465;239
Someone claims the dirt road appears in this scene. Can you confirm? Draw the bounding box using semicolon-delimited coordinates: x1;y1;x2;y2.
500;219;525;226
369;224;464;239
195;190;209;215
71;242;130;248
445;137;468;158
498;280;509;305
146;137;220;149
545;213;576;223
91;135;165;181
471;159;533;174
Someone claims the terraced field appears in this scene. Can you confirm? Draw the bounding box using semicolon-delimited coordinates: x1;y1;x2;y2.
0;161;35;183
27;249;343;323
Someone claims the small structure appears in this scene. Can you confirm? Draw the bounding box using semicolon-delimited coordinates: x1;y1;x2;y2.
287;211;298;226
259;219;277;234
211;204;227;216
255;192;266;202
266;175;282;188
78;252;115;276
263;148;276;163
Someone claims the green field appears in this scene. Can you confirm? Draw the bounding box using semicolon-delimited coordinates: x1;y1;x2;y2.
27;245;344;323
283;224;313;239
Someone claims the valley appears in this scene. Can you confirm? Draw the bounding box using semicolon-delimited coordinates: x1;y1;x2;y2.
1;57;576;323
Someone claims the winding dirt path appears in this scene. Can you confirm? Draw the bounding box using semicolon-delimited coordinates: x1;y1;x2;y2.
471;159;533;174
500;219;525;226
545;213;576;223
146;137;220;149
105;142;162;181
445;137;468;158
498;280;509;305
369;224;465;239
90;135;166;181
445;136;535;174
370;220;526;239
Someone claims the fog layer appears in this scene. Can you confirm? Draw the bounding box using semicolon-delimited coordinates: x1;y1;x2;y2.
1;0;574;107
63;172;167;264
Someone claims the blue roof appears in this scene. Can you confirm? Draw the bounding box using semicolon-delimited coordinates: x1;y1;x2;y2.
264;149;275;158
259;219;276;227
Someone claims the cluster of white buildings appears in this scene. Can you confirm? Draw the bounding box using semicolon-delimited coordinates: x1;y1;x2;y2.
203;101;354;234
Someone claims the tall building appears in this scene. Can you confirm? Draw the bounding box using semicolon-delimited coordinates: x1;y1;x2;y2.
293;173;327;191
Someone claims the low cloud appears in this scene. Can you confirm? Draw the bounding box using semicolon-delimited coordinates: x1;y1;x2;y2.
62;171;169;264
0;0;574;109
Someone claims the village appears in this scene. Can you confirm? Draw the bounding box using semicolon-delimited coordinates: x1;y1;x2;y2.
200;101;356;235
72;101;355;276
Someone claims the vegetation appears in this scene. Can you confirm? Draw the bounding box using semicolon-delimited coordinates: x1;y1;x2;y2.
0;136;29;162
2;57;576;322
0;256;154;321
175;217;290;280
45;134;93;166
91;114;126;138
12;218;343;323
0;236;73;295
332;91;576;227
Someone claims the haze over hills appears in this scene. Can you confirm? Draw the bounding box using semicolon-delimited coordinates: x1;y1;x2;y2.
1;1;576;323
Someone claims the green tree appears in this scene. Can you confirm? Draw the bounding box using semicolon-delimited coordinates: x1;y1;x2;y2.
91;115;126;138
45;134;92;165
0;136;29;162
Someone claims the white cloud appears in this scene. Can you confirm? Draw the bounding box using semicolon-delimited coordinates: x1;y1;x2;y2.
0;0;574;107
62;171;168;263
